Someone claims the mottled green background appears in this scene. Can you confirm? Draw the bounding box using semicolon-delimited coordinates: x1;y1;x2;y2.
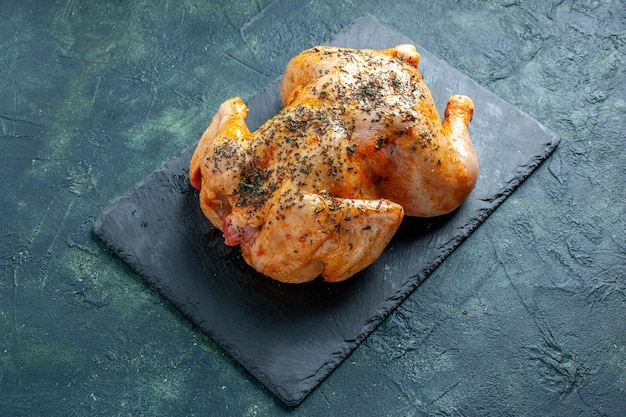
1;1;624;416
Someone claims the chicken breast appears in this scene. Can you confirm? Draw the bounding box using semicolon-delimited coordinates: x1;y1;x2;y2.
190;44;478;283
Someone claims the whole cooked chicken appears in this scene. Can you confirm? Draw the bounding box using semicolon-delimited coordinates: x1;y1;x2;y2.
190;44;478;283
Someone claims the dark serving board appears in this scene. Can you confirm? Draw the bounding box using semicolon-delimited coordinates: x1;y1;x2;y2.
93;15;559;406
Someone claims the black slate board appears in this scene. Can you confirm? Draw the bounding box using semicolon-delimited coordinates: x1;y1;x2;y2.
93;15;559;406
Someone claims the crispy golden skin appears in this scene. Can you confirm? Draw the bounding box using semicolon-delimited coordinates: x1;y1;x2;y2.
190;45;478;283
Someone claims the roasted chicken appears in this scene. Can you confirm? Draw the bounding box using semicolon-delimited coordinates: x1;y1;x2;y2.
190;44;478;283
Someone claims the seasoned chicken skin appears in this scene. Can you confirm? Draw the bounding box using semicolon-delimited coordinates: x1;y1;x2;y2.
190;45;478;283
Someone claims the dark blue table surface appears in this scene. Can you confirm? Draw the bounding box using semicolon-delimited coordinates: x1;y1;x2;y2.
1;1;624;416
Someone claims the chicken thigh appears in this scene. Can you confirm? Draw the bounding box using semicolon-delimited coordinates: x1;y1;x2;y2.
190;44;478;283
